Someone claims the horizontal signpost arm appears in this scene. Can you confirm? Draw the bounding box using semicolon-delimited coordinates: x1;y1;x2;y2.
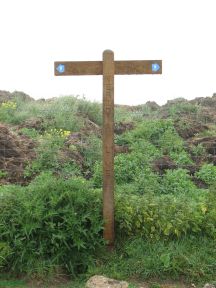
54;60;162;76
115;60;162;74
54;61;103;76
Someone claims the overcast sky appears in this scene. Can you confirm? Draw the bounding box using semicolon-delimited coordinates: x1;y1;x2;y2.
0;0;215;105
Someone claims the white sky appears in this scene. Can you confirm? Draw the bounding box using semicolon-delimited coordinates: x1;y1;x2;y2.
0;0;216;105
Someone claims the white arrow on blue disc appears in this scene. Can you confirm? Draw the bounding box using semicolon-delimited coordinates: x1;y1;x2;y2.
152;63;160;72
56;64;65;73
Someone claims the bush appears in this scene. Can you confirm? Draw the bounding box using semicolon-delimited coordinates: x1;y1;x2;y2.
170;150;193;165
160;169;197;195
124;120;174;145
19;127;39;139
0;172;104;277
114;153;145;184
133;167;161;195
158;127;184;153
92;152;148;188
0;101;17;123
0;95;102;130
24;131;81;178
130;140;162;161
191;143;206;157
92;161;103;188
79;135;102;177
115;191;214;240
0;242;12;269
168;102;200;117
195;163;216;186
74;96;102;125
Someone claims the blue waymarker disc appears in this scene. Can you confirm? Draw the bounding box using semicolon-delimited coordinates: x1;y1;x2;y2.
56;64;65;73
152;63;160;72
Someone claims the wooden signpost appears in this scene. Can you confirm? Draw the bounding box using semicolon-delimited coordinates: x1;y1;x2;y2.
54;50;162;247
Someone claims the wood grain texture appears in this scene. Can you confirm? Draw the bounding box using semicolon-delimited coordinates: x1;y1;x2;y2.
54;51;163;247
102;50;115;246
54;61;102;76
115;60;162;74
54;60;162;76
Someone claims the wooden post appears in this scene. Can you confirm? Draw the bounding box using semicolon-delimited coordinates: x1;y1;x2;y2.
102;50;115;247
54;52;162;247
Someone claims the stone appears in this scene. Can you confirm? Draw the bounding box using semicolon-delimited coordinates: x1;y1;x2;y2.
86;275;129;288
203;284;216;288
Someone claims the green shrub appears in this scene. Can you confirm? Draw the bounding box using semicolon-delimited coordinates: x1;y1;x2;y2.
115;191;212;240
24;134;63;176
0;101;17;123
19;127;39;139
114;153;145;184
115;183;138;196
79;135;102;177
74;96;102;125
201;189;216;238
195;164;216;186
118;119;187;155
0;172;104;276
160;169;197;194
92;152;149;188
191;143;206;157
170;150;194;165
168;102;200;117
35;97;84;131
158;127;184;153
133;168;160;195
92;161;103;188
125;120;174;145
114;107;134;123
0;242;12;269
24;131;81;178
0;95;102;130
130;140;162;161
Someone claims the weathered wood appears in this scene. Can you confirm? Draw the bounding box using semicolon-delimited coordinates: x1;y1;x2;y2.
54;60;162;76
115;60;162;74
55;61;102;76
102;50;115;246
54;51;162;247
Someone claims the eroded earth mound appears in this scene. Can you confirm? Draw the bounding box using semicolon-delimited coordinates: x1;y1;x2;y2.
0;124;36;184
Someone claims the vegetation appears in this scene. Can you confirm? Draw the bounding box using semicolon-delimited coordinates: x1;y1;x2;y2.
89;236;216;283
0;92;216;286
0;172;104;277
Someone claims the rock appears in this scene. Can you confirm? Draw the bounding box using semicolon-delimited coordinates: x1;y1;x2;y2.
86;275;129;288
203;284;216;288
